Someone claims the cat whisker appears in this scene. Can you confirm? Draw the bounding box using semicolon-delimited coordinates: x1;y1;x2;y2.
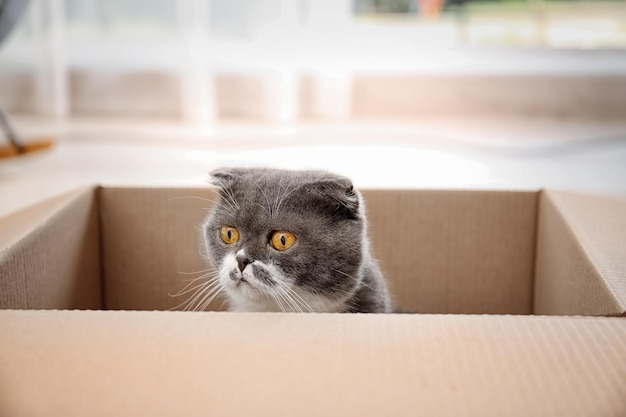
222;186;240;209
199;287;224;311
169;195;234;214
271;181;288;215
200;186;239;217
282;287;313;313
279;291;301;313
194;283;225;312
274;182;308;216
274;289;292;313
274;286;301;313
168;195;220;204
169;275;220;298
220;199;239;218
179;271;218;283
169;277;220;311
168;283;209;311
268;291;286;313
287;292;306;313
273;280;314;313
183;281;222;312
284;295;302;313
284;285;315;313
171;282;213;309
272;286;297;313
170;270;220;293
333;269;377;293
220;187;240;213
251;178;273;217
219;203;239;218
196;245;213;261
214;198;239;218
273;181;293;215
176;267;218;276
217;298;228;311
252;202;272;216
305;287;334;311
169;195;237;217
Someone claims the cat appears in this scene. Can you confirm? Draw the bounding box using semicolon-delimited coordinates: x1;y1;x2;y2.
200;167;392;313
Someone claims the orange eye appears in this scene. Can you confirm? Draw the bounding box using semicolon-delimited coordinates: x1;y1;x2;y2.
271;231;296;251
220;226;240;244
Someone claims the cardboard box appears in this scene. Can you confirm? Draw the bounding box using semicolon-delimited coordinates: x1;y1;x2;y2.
1;186;625;416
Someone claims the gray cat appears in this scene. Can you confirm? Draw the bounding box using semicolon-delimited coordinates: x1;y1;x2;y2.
201;167;392;313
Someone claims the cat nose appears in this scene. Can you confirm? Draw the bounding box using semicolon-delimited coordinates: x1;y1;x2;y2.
236;254;252;272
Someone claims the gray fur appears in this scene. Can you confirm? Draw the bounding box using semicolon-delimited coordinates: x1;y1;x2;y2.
201;167;392;313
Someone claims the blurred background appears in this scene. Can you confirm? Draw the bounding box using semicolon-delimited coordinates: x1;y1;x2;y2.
1;0;626;216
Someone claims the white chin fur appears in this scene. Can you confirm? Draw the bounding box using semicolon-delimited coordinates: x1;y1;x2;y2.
219;253;345;313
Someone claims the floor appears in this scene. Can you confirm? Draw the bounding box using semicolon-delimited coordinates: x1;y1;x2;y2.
1;116;626;219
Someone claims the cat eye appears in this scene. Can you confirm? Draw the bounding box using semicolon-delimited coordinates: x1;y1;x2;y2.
271;231;296;251
220;226;240;244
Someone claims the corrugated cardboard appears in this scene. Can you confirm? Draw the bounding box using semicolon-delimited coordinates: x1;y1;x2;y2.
1;186;625;416
97;187;539;313
0;311;625;417
363;189;538;314
99;187;210;310
535;190;626;316
0;187;101;309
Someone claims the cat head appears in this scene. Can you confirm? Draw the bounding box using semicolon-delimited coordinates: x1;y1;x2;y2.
202;167;366;312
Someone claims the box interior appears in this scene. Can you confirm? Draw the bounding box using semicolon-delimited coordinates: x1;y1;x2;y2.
1;185;624;316
2;186;626;417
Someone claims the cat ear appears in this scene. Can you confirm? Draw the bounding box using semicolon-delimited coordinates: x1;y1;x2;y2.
311;177;360;220
208;168;242;188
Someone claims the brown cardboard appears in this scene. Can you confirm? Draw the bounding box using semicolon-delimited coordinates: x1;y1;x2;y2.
99;187;211;310
1;186;626;416
363;189;538;314
535;190;626;316
0;186;101;310
97;187;539;313
0;311;625;417
1;186;624;313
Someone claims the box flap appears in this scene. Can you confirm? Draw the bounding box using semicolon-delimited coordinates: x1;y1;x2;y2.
535;191;626;316
362;189;538;314
0;187;88;249
0;310;625;417
0;187;101;309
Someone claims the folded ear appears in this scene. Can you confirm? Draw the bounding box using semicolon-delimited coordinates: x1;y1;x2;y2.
208;168;244;188
308;176;360;220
